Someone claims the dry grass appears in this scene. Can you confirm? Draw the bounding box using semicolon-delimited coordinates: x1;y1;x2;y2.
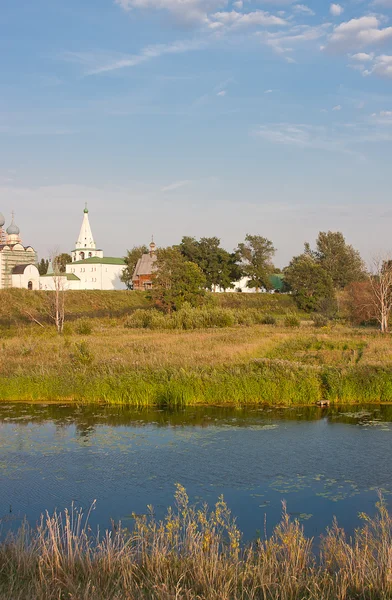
0;321;390;376
1;486;392;599
1;321;392;405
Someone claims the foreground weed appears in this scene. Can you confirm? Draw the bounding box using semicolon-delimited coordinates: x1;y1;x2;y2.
1;489;392;599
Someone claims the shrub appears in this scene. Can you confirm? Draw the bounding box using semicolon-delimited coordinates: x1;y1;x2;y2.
284;313;300;328
71;341;94;366
62;323;73;336
124;309;167;329
75;319;93;335
261;314;277;325
313;314;329;328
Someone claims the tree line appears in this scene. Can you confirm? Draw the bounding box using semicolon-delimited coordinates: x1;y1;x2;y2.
121;232;392;332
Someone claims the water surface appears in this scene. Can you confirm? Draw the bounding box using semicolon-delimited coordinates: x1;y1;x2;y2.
1;403;391;540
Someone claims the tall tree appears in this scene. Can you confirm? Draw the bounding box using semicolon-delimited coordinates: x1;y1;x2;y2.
54;253;72;274
151;247;206;312
369;256;392;333
284;254;336;313
312;231;366;289
178;236;241;291
236;235;276;291
121;245;148;289
38;258;49;276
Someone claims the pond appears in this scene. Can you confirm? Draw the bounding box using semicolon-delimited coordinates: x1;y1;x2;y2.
1;403;391;540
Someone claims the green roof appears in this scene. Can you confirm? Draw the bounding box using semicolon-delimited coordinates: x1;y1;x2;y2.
269;273;284;291
40;273;81;281
71;257;125;265
66;273;81;281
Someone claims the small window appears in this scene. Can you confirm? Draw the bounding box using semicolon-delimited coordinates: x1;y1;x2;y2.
27;281;33;291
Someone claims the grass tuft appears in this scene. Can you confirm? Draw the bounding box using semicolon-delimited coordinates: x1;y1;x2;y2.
1;488;392;599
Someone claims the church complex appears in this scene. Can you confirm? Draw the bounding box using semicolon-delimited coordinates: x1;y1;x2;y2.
0;206;127;291
0;206;282;293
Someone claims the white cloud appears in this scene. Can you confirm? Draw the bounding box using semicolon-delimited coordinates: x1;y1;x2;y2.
217;90;226;95
364;54;392;78
264;89;273;93
350;52;374;62
233;0;243;8
330;3;343;16
259;23;329;56
371;110;392;124
115;0;227;24
293;4;315;15
208;10;288;29
325;16;392;53
62;40;205;75
161;180;192;192
253;119;392;155
332;104;342;110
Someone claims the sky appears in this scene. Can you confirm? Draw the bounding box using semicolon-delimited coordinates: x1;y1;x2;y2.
1;0;392;266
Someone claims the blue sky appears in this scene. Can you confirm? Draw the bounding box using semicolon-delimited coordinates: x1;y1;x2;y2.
1;0;392;264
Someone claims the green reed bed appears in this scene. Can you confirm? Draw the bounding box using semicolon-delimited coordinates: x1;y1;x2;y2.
2;360;392;406
1;485;392;599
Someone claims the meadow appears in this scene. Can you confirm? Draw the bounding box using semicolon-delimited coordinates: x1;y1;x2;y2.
0;290;391;405
1;486;392;599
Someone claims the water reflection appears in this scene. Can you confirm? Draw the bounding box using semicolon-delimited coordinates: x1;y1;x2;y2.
0;403;391;541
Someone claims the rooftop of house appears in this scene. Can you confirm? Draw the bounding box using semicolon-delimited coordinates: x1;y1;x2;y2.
12;264;32;275
133;253;157;279
71;257;125;266
40;273;81;281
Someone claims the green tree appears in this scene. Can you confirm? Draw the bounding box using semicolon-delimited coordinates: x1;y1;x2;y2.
284;254;336;313
178;236;241;291
121;245;148;289
237;235;276;291
151;247;206;312
178;237;201;265
38;258;49;275
311;231;366;289
53;253;72;274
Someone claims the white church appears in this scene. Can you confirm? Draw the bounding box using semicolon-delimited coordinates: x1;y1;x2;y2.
0;206;126;291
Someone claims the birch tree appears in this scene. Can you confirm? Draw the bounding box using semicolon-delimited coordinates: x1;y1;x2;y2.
47;248;66;334
369;256;392;333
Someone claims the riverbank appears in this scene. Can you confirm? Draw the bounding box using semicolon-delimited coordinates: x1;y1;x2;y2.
1;317;392;405
1;486;391;600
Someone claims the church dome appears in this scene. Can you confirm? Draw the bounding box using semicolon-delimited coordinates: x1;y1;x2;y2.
0;213;4;228
6;216;20;236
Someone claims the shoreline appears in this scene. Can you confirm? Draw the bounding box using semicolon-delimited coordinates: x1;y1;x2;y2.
1;360;392;406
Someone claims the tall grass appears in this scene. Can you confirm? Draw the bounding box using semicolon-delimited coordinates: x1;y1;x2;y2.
2;360;392;405
1;487;392;599
124;305;279;330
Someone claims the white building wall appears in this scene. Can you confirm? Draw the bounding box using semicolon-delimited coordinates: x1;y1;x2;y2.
11;264;41;290
38;275;80;291
216;277;266;293
66;263;125;290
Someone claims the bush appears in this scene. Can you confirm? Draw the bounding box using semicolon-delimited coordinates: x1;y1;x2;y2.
284;313;300;328
70;341;94;366
75;319;93;335
62;323;73;336
313;314;329;328
261;314;277;325
124;309;168;329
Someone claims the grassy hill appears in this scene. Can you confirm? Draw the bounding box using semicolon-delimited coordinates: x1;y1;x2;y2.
0;290;298;325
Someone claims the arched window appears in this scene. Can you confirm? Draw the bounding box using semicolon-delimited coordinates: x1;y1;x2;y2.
27;281;33;291
88;252;92;258
80;252;85;260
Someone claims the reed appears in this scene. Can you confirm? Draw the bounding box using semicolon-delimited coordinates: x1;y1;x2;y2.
1;316;392;406
1;487;392;599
